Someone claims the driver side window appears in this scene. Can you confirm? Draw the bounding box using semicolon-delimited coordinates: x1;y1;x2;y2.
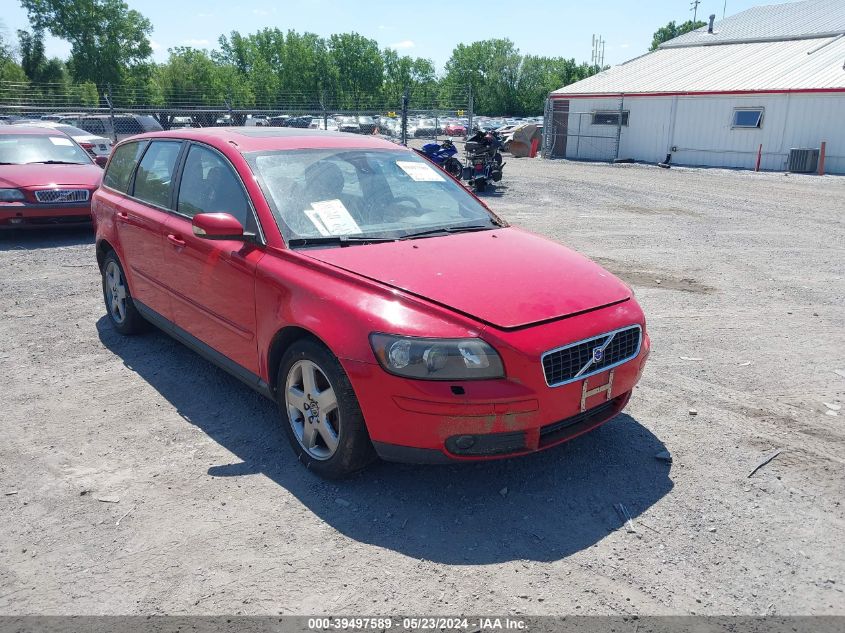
177;145;251;228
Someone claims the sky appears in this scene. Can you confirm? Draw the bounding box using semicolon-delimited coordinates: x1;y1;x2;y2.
1;0;793;72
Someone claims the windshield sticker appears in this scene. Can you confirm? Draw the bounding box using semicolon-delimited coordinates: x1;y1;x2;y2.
396;161;445;182
49;137;73;146
304;199;361;236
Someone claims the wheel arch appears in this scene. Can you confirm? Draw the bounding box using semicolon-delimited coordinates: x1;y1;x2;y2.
266;325;328;396
96;238;116;271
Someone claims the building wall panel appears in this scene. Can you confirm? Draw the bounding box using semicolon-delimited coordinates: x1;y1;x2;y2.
560;92;845;174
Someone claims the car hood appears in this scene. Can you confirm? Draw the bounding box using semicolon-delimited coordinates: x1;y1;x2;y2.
301;227;632;329
0;163;102;189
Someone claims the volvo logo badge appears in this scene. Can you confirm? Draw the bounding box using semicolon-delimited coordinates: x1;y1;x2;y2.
592;346;604;363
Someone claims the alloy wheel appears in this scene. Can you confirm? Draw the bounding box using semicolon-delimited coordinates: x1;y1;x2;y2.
284;359;340;460
104;261;127;324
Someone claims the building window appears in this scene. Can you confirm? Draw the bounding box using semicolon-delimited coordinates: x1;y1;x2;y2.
592;111;630;126
732;108;764;129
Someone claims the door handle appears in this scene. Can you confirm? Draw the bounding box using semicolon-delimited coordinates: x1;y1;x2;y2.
167;234;186;248
116;210;128;219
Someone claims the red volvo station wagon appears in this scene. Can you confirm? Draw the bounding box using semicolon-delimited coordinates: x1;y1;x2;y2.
0;126;103;228
93;128;650;477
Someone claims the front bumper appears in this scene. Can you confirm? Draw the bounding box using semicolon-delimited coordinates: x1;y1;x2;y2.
344;309;651;463
372;390;632;463
0;202;92;227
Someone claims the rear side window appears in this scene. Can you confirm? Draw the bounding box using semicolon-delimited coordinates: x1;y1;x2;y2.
177;145;251;226
81;119;107;135
133;141;182;208
103;141;147;193
115;117;144;135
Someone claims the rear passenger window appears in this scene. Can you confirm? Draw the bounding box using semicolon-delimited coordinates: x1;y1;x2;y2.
177;145;251;226
82;119;107;135
115;117;144;135
103;141;147;193
133;141;182;208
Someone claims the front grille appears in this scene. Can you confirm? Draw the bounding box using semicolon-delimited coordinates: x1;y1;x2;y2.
542;325;641;387
34;189;90;203
539;396;623;447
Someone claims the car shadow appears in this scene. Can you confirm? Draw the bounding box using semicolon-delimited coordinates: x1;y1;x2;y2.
474;183;508;198
0;226;94;251
97;317;673;565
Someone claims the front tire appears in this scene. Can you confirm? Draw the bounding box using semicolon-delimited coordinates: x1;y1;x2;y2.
101;251;147;335
277;339;375;478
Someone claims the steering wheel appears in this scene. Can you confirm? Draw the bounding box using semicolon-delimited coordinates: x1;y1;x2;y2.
391;196;422;210
385;195;422;221
367;192;422;222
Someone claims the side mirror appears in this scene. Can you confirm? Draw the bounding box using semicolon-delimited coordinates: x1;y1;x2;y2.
94;155;108;168
192;212;245;240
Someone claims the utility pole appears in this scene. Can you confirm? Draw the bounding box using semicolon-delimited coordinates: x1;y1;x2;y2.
723;0;727;18
591;34;606;71
400;86;409;146
104;83;116;143
467;84;473;134
691;0;701;24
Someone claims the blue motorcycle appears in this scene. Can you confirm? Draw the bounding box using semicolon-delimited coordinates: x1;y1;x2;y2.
419;139;463;179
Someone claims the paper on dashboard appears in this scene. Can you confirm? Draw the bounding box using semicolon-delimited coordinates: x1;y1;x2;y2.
396;161;445;182
304;199;362;236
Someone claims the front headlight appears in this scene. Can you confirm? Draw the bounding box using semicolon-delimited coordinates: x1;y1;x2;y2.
370;333;505;380
0;189;25;202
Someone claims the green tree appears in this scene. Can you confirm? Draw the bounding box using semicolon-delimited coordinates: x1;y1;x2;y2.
649;19;706;51
382;49;436;107
20;0;153;86
443;39;522;115
73;80;100;106
217;28;333;109
17;29;68;85
153;47;253;124
327;33;383;109
0;22;29;89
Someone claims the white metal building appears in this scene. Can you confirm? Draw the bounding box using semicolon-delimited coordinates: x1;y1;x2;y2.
546;0;845;174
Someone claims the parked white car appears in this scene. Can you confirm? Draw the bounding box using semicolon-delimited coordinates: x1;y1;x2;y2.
12;121;113;156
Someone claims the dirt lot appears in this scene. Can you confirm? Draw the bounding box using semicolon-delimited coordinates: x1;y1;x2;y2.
1;156;843;616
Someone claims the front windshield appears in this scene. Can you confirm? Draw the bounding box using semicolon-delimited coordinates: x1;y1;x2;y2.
247;148;501;245
0;134;92;165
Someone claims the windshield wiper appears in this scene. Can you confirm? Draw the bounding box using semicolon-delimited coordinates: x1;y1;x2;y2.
399;224;497;241
26;160;86;165
287;235;397;248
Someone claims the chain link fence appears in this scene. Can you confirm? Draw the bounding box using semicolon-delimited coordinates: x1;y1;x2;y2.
0;81;473;145
542;96;624;162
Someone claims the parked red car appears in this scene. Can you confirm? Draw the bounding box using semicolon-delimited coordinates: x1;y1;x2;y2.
0;126;104;228
92;128;650;477
444;122;467;137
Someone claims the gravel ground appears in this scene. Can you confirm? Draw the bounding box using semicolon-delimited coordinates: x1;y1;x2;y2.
0;153;843;616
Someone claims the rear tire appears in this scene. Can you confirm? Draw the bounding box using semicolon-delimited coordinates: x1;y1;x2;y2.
277;339;376;478
101;251;148;335
474;178;488;193
445;157;462;179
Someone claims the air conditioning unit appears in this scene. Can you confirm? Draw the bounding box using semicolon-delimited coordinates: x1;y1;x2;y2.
787;148;819;173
